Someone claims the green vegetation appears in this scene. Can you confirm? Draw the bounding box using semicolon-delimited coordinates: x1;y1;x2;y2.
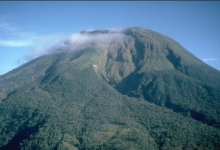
0;27;220;149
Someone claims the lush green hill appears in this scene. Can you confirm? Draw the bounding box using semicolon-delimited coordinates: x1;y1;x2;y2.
0;27;220;150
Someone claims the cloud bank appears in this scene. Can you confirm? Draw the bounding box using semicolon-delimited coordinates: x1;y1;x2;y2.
24;33;66;60
58;31;124;51
0;22;126;62
24;28;128;61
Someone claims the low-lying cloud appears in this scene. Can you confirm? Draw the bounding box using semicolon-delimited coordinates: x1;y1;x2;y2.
24;33;66;60
58;31;125;51
24;28;128;61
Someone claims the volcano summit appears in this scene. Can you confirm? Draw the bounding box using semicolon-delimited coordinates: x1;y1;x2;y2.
0;27;220;150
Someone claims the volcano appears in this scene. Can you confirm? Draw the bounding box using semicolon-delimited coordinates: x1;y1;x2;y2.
0;27;220;150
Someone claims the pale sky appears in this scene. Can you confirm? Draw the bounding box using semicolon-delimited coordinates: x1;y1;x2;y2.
0;1;220;75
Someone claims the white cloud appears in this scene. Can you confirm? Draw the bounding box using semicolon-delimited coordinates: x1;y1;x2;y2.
202;58;219;62
0;22;39;47
21;28;130;62
60;30;127;51
0;39;33;47
23;33;67;61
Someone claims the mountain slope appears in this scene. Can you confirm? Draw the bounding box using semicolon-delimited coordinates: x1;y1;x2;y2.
0;27;220;150
97;27;220;127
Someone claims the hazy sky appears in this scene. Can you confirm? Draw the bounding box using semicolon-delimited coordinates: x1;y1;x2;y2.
0;1;220;75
